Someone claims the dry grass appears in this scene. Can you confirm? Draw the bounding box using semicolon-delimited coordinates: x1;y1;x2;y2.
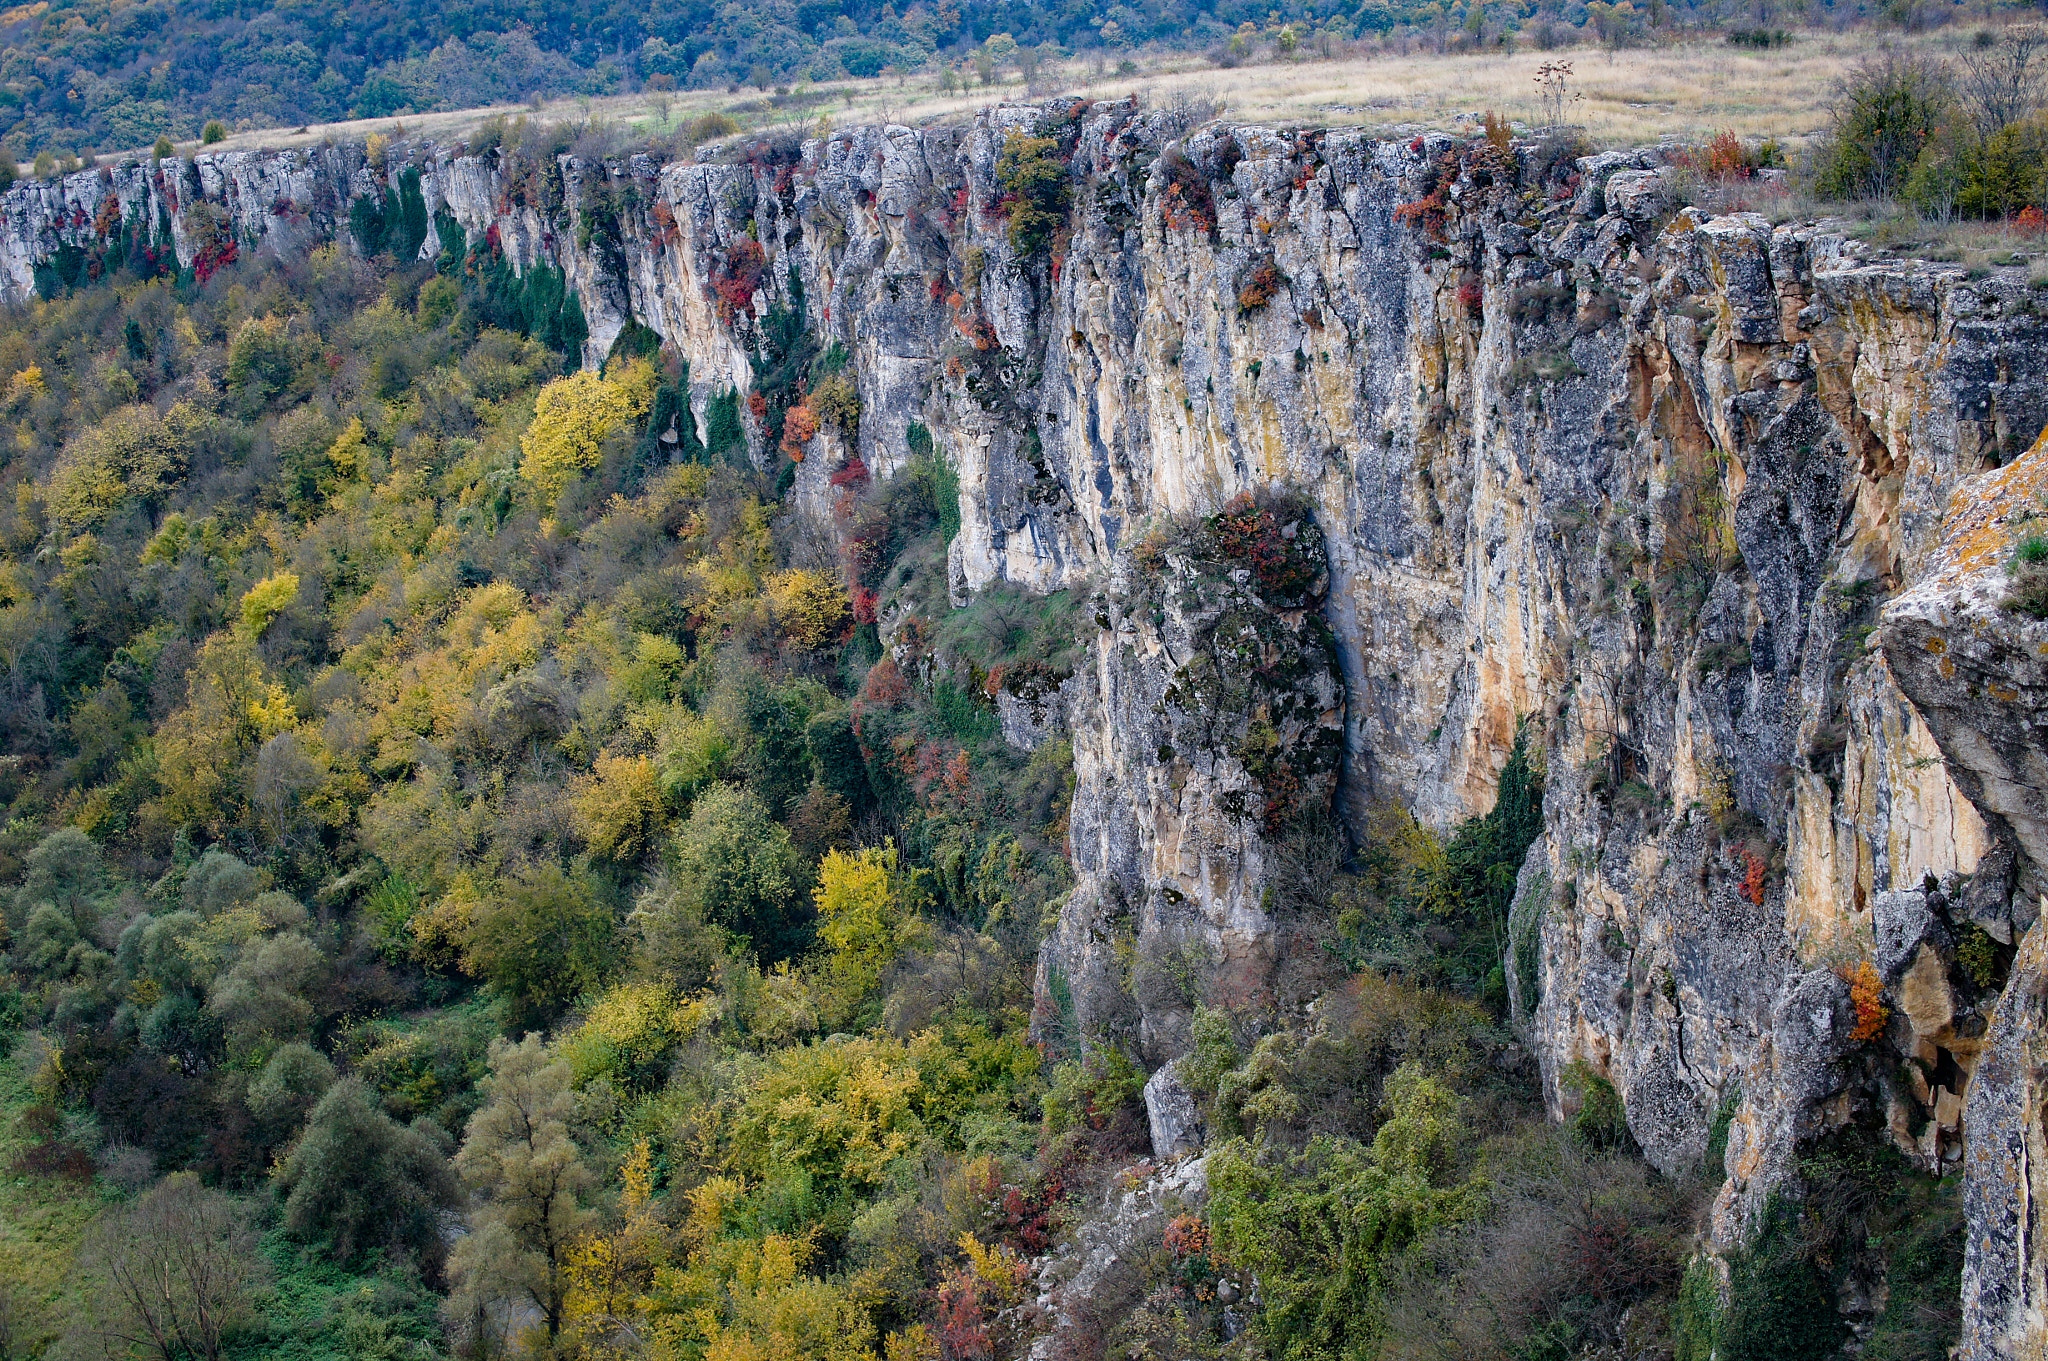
170;26;2007;162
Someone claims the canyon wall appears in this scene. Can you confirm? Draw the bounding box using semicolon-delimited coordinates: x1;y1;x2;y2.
8;105;2048;1353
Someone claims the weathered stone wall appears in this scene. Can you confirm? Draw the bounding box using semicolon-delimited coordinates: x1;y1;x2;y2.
9;106;2048;1348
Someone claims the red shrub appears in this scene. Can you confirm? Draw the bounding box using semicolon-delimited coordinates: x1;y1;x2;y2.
651;200;680;246
781;402;819;458
1395;187;1447;241
1739;849;1766;906
859;656;908;708
710;238;768;325
1163;1214;1209;1259
935;1271;991;1360
1209;493;1318;601
14;1140;95;1180
1238;262;1283;312
192;238;238;283
1700;129;1752;180
956;313;999;351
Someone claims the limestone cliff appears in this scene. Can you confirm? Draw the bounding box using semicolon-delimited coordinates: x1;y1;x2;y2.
9;105;2048;1349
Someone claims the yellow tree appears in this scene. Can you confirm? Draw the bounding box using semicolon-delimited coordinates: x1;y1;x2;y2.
648;1183;879;1361
563;1140;671;1357
44;402;200;533
521;363;655;505
769;570;853;652
812;844;923;1023
237;572;299;638
150;631;275;833
572;752;667;862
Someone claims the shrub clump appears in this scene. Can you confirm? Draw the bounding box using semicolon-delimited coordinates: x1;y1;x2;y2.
1814;52;1953;200
1238;259;1284;313
2006;530;2048;618
994;130;1071;259
1204;491;1327;606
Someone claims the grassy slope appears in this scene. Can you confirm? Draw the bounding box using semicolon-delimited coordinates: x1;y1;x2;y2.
0;1046;106;1353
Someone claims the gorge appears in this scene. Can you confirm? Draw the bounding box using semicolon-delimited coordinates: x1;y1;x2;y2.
5;100;2047;1358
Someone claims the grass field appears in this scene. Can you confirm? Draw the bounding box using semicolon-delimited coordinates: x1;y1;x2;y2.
183;26;2004;160
0;1042;108;1356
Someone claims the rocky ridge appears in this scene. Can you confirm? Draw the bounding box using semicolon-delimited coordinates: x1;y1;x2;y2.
8;104;2048;1354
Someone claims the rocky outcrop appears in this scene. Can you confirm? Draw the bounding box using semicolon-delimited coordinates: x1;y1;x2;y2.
1143;1058;1206;1160
1026;1155;1210;1361
12;105;2048;1346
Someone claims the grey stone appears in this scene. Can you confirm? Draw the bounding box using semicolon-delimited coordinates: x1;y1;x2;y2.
1604;169;1669;223
1874;889;1941;982
1144;1058;1206;1159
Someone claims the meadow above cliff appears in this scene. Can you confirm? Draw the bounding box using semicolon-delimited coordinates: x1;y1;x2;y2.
171;27;1977;163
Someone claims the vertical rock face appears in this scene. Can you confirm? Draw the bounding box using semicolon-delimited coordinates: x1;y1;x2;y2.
11;105;2048;1340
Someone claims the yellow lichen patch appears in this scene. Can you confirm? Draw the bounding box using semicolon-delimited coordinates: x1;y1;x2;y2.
1926;424;2048;589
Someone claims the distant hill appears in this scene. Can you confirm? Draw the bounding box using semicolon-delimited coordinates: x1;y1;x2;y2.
0;0;1367;157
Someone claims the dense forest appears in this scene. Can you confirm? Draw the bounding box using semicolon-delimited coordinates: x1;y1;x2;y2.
0;122;1973;1361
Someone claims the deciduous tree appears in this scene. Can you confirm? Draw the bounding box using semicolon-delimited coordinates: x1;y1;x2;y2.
449;1035;594;1350
274;1077;460;1265
86;1173;268;1361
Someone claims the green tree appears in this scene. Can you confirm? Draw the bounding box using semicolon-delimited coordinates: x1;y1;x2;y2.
246;1040;335;1141
201;120;227;144
460;861;617;1029
1816;52;1954;199
206;930;326;1052
668;783;809;962
275;1078;460;1265
449;1035;594;1349
225;316;296;408
995;131;1071;258
11;827;104;933
1206;1063;1484;1361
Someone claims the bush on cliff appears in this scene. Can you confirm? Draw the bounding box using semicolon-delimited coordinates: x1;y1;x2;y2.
995;131;1072;259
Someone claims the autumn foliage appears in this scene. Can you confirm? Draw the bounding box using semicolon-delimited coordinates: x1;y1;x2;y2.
1841;959;1890;1043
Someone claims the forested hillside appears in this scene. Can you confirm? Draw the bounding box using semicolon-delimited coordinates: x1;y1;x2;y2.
0;0;1803;161
0;221;1102;1355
